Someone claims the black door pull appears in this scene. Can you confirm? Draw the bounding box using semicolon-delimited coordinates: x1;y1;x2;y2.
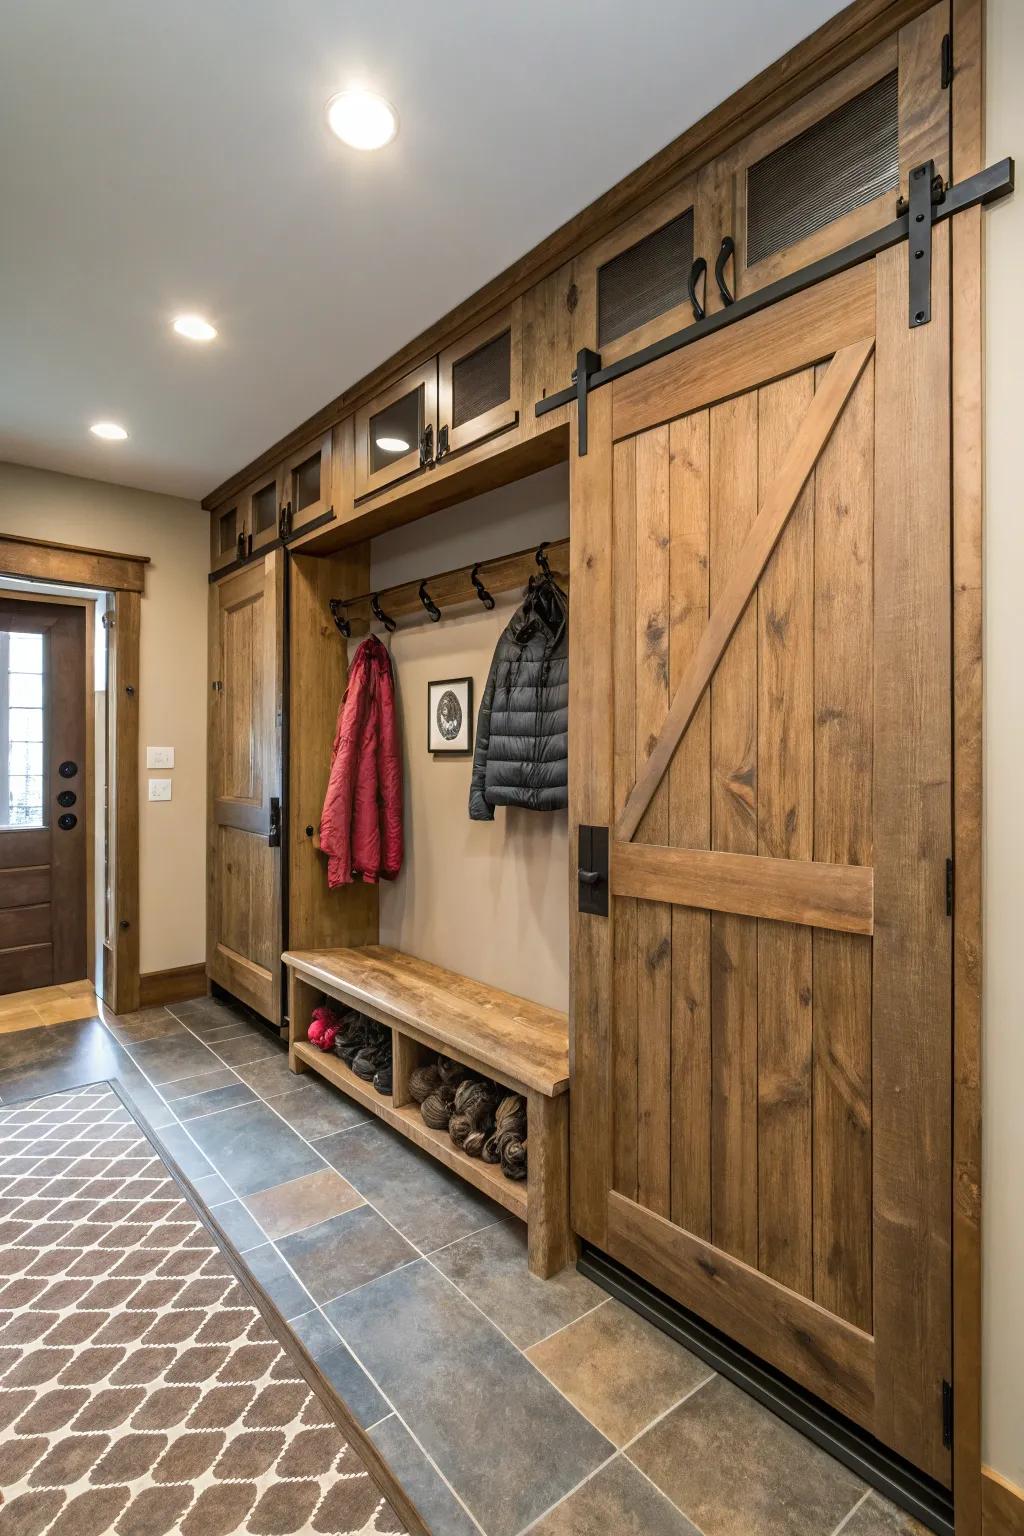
578;826;609;916
579;869;601;885
268;796;281;848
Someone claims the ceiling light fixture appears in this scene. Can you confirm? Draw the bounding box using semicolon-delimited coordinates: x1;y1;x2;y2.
375;435;410;453
327;91;398;151
173;314;217;342
90;421;128;441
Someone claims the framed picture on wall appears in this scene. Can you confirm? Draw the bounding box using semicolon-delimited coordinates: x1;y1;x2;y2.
428;676;473;754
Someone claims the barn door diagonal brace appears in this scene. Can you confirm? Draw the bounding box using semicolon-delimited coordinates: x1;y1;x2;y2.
537;157;1014;450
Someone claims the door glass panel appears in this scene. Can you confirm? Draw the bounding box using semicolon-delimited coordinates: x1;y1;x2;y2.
252;483;277;534
451;330;511;428
293;452;322;511
1;630;45;828
219;507;238;554
370;388;422;475
598;209;694;347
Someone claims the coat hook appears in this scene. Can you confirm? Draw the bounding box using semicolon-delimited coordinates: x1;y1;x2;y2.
328;599;351;638
370;593;397;633
470;563;495;610
418;580;442;622
535;542;553;581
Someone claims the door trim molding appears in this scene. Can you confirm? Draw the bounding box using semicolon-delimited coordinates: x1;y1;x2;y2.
0;534;148;593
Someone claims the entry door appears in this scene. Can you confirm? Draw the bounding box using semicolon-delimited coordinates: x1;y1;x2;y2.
570;243;953;1482
0;598;87;993
208;552;284;1024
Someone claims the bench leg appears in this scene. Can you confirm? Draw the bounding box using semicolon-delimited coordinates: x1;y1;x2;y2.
526;1090;577;1279
287;972;317;1075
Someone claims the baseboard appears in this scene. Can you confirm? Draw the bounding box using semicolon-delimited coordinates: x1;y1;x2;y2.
138;963;207;1008
984;1469;1024;1535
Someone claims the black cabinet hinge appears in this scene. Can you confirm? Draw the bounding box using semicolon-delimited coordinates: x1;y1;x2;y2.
578;825;609;916
942;1378;953;1448
946;857;955;917
941;33;953;90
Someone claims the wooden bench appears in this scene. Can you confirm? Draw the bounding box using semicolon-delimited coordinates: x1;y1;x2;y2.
283;945;573;1278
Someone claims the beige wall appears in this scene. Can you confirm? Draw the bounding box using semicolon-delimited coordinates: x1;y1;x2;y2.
983;0;1024;1489
0;461;209;975
371;465;570;1012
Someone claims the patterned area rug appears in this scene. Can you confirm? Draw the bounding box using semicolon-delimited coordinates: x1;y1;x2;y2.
0;1084;412;1536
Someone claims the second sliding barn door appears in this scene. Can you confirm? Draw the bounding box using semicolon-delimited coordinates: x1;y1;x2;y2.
569;249;953;1482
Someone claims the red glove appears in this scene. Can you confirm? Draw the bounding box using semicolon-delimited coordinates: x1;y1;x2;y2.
318;1025;337;1052
308;1016;325;1046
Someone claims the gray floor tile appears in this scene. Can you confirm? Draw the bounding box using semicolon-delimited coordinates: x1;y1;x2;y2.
233;1056;313;1102
629;1374;866;1536
153;1121;215;1181
174;1081;257;1121
244;1241;315;1320
286;1205;417;1302
183;1100;325;1196
270;1082;372;1141
432;1219;604;1348
167;996;245;1029
103;1010;185;1045
531;1456;701;1535
840;1492;932;1535
123;1031;223;1085
159;1066;240;1103
370;1415;482;1536
290;1309;392;1430
208;1197;266;1253
318;1119;504;1252
209;1032;286;1068
331;1258;613;1536
191;1170;232;1206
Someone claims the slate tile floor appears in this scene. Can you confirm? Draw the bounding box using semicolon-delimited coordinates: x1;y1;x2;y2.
0;994;931;1536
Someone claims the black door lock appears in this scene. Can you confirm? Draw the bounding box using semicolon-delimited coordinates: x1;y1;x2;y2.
578;825;609;916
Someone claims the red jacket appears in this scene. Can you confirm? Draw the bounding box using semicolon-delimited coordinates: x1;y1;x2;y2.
320;635;403;886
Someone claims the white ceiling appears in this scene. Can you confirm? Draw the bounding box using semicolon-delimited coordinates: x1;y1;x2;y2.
0;0;846;502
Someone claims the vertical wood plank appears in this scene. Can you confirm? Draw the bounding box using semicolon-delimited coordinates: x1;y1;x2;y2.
635;427;672;1217
668;411;712;1239
527;1090;576;1278
568;385;616;1248
612;438;639;1201
812;353;875;1333
872;236;952;1483
709;392;759;1266
756;369;814;1297
898;0;952;195
950;0;984;1522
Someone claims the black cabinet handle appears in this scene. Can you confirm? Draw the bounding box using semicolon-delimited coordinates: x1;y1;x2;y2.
715;235;736;307
419;424;434;469
687;257;707;322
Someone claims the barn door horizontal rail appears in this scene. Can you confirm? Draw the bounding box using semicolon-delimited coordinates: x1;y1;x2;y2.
536;157;1014;454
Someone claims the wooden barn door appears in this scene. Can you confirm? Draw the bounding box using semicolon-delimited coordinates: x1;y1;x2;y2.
207;551;284;1024
570;246;953;1481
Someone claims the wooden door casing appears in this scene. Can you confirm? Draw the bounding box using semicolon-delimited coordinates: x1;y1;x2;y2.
207;553;284;1023
569;249;953;1480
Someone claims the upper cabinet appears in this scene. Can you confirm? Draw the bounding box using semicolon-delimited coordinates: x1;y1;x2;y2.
248;467;284;555
575;182;698;365
280;429;333;538
437;302;521;461
711;2;949;302
354;360;437;500
210;497;244;573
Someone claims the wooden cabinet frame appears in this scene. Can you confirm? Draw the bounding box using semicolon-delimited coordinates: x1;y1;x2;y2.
575;178;699;366
210;499;244;573
282;428;334;536
354;361;437;501
247;466;285;556
437;301;522;457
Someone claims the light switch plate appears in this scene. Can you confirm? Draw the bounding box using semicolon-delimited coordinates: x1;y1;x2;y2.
148;778;172;802
146;746;174;769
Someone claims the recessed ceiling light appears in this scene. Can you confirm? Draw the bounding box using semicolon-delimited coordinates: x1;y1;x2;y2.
327;91;398;151
375;435;410;453
90;421;128;441
173;314;217;342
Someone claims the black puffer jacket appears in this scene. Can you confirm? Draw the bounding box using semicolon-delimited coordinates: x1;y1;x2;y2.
469;579;568;820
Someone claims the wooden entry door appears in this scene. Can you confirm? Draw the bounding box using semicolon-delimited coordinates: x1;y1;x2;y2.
0;598;88;993
207;552;284;1024
570;244;953;1482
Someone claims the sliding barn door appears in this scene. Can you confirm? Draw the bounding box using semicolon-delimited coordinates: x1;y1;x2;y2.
207;552;284;1024
570;247;953;1481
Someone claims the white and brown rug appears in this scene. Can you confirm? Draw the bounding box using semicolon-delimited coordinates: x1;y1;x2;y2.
0;1084;417;1536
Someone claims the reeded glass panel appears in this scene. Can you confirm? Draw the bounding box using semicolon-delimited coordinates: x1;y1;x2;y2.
252;483;277;534
218;507;238;555
370;388;422;476
597;209;694;347
294;452;322;511
1;630;45;828
451;330;511;429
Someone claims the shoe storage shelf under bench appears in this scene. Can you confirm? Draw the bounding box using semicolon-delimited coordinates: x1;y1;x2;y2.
282;945;573;1278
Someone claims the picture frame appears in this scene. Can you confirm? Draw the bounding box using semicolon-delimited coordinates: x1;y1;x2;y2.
428;676;474;754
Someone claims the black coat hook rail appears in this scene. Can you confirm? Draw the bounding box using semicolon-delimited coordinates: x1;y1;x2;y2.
329;538;569;635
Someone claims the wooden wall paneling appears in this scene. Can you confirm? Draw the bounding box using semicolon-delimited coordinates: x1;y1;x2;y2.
287;549;379;958
109;589;140;1014
667;410;712;1238
611;438;638;1202
897;0;952;195
950;0;984;1523
633;426;672;1217
203;0;939;511
811;352;875;1334
871;235;952;1484
755;370;815;1298
520;259;576;436
568;385;615;1246
708;389;759;1268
